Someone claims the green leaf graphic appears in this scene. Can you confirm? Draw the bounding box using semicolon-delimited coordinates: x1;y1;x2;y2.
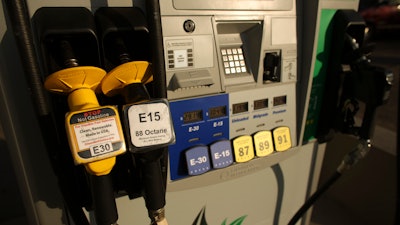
221;215;247;225
229;215;247;225
192;206;247;225
221;218;227;225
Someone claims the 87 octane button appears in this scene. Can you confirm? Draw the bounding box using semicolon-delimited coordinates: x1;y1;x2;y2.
232;135;255;163
185;146;211;176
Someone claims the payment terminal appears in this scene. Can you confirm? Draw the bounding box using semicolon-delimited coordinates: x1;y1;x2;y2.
159;0;299;185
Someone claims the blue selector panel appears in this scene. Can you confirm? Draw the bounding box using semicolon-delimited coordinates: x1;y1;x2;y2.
169;94;229;180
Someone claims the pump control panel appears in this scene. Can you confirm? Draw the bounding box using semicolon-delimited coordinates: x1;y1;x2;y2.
160;0;298;183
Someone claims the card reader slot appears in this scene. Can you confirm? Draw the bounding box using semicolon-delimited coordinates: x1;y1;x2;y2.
168;69;214;91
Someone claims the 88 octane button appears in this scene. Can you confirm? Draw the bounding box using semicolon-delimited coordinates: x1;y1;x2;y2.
185;146;211;176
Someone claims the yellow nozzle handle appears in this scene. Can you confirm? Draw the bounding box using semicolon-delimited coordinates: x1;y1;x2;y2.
85;157;116;176
45;66;119;176
67;88;99;112
45;66;106;94
101;61;153;96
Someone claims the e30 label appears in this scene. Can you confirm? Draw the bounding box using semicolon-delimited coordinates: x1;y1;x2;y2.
67;106;126;164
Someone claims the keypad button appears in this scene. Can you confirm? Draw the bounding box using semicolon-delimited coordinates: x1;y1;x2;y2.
221;47;247;75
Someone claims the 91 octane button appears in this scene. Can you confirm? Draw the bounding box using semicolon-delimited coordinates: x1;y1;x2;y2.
185;146;210;176
273;126;292;151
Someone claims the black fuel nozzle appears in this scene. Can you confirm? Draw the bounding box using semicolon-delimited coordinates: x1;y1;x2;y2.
101;58;169;224
95;7;173;224
99;31;172;225
336;32;393;139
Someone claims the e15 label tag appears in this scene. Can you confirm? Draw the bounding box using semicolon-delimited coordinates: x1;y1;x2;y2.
232;135;255;163
273;126;292;151
127;100;175;148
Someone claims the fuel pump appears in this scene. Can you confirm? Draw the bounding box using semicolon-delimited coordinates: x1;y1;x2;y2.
316;10;392;142
95;7;175;225
1;0;332;224
289;10;392;224
33;7;126;225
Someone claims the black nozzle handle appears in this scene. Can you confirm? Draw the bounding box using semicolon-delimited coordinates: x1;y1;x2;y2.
123;83;151;104
90;174;118;225
358;104;377;140
141;155;166;211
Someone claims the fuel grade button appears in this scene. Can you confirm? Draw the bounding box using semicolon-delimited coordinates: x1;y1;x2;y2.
273;126;292;151
253;130;274;157
185;146;211;176
210;140;233;169
232;135;255;163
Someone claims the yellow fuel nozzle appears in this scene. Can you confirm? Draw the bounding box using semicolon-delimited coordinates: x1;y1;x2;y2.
101;61;153;97
45;66;125;176
45;66;104;110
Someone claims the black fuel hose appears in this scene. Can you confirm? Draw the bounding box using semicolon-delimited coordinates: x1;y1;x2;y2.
287;171;341;225
288;137;371;225
90;174;118;225
4;0;49;116
4;1;90;225
395;74;400;225
144;2;169;223
145;0;166;99
139;151;167;220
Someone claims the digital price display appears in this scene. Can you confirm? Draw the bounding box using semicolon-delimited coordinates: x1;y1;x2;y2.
254;98;268;110
232;135;255;163
185;146;211;176
273;95;287;106
232;102;248;114
253;130;274;157
183;110;203;124
210;140;233;169
273;126;292;151
209;106;227;119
